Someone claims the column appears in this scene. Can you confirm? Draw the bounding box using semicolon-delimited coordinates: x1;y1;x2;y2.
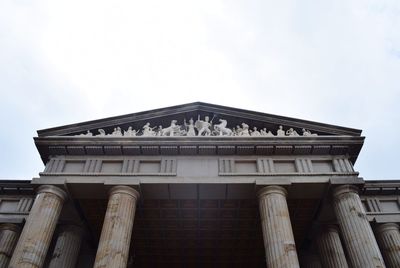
257;186;300;268
316;225;349;268
375;223;400;268
332;185;385;268
0;223;20;268
94;186;140;268
48;225;83;268
9;185;67;268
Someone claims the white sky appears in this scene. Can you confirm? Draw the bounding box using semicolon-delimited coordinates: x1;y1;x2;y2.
1;1;399;180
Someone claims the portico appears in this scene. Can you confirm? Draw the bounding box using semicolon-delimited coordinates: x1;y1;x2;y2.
1;102;400;267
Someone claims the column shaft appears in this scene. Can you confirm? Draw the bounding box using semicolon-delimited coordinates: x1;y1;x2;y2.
376;223;400;268
333;185;385;268
316;225;349;268
8;185;67;268
0;224;20;268
258;186;300;268
48;225;83;268
94;186;139;268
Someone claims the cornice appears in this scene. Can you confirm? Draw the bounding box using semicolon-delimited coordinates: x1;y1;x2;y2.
34;135;364;164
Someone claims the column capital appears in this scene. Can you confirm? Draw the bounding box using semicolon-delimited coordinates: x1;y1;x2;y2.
37;185;67;201
320;224;340;234
376;222;399;234
332;184;359;199
0;223;20;233
257;185;288;198
109;185;140;200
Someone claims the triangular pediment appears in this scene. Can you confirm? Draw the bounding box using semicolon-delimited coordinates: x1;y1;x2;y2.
37;102;361;137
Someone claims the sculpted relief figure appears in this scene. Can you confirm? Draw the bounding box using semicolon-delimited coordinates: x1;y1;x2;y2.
250;127;261;137
97;129;106;136
161;120;181;136
124;126;137;137
185;118;196;137
80;130;93;136
302;128;317;136
214;119;233;136
277;125;285;136
142;122;156;136
110;127;123;136
240;123;250;136
286;128;299;136
195;115;212;136
75;117;319;138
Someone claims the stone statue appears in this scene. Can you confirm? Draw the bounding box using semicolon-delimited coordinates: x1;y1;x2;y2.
123;126;137;137
195;115;212;136
302;128;317;136
185;118;196;137
142;122;156;136
110;127;122;136
250;127;261;137
240;123;250;136
214;119;233;136
80;130;93;136
277;125;285;136
161;120;181;136
286;128;299;136
74;119;320;138
97;129;106;136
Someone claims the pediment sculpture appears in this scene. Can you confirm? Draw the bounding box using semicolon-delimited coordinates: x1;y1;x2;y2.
75;115;318;137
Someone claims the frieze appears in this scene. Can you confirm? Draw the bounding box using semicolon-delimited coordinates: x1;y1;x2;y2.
74;116;318;137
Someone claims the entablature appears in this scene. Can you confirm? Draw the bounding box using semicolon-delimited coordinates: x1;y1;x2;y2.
35;135;364;164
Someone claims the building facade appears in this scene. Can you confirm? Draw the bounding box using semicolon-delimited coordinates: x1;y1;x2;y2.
0;102;399;268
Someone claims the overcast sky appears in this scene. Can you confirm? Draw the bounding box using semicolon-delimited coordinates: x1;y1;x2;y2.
1;1;399;180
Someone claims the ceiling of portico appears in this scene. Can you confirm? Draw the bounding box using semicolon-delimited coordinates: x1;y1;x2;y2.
77;190;320;267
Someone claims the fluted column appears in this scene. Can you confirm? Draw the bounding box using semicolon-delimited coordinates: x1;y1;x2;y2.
48;225;83;268
257;186;300;268
333;185;385;268
94;186;140;268
316;225;349;268
0;223;20;268
9;185;67;268
375;223;400;268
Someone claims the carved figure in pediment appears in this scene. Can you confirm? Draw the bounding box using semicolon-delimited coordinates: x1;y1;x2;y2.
110;127;122;136
80;130;93;136
124;126;137;137
142;122;156;136
233;125;242;136
195;115;212;136
260;128;274;137
214;119;233;136
286;128;299;136
250;127;261;137
161;120;181;136
302;128;317;136
156;126;163;136
185;118;196;136
239;123;250;136
277;125;285;136
97;129;106;136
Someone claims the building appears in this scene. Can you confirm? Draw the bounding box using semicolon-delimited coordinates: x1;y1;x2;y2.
0;102;399;268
